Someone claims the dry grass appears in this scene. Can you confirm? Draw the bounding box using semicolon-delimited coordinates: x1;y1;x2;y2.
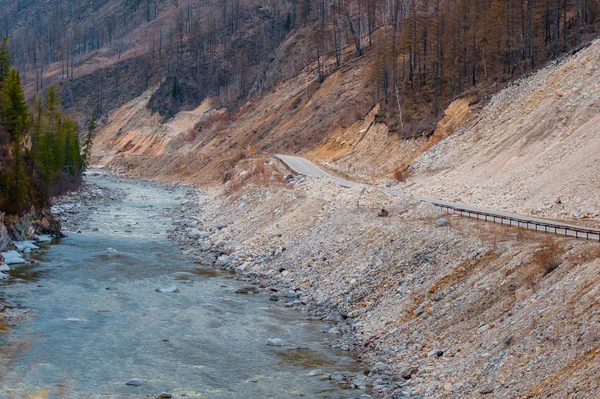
185;128;200;142
578;245;600;264
223;158;287;195
197;111;232;132
392;162;411;182
512;238;564;291
532;238;563;277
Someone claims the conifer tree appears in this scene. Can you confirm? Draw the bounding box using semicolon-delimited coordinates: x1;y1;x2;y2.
172;75;181;99
81;118;97;171
1;69;28;142
0;37;11;82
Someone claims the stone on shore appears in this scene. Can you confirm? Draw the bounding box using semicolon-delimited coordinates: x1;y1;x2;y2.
265;338;287;346
155;287;180;293
37;235;52;243
235;285;260;294
125;378;147;386
1;251;25;265
216;255;232;266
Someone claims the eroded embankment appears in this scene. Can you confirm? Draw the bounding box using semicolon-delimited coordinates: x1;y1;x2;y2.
409;40;600;224
170;160;600;398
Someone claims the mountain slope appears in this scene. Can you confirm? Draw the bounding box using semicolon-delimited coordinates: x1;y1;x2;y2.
409;40;600;222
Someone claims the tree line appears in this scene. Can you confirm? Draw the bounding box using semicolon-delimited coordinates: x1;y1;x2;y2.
1;1;598;138
0;38;91;215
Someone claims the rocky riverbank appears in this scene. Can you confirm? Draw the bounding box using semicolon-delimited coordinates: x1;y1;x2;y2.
0;172;123;333
168;161;600;398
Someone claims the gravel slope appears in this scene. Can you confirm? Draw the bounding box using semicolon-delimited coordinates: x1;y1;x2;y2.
408;40;600;225
170;167;600;398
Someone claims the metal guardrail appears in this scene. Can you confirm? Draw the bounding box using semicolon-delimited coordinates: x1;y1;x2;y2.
429;201;600;242
274;154;600;243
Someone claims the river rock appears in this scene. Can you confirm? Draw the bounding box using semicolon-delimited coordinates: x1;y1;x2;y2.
235;285;260;294
216;255;232;266
1;251;25;265
199;240;212;251
0;264;9;272
37;235;52;243
374;361;390;371
155;287;180;293
400;365;419;379
266;338;287;346
14;241;40;252
428;349;444;358
328;327;341;335
214;240;228;250
283;290;298;298
353;376;368;389
158;393;172;398
125;378;147;386
0;272;9;279
190;229;210;239
235;262;251;273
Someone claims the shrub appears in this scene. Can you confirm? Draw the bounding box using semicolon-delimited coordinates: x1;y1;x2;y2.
392;162;411;182
532;239;562;276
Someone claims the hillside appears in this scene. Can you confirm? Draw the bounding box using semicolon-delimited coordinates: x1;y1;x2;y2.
2;0;597;187
408;39;600;223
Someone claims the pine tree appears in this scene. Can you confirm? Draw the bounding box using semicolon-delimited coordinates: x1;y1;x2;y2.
0;37;11;82
1;69;28;142
9;145;29;212
81;118;97;171
172;75;181;99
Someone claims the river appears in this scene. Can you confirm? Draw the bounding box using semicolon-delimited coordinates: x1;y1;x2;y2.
0;175;365;398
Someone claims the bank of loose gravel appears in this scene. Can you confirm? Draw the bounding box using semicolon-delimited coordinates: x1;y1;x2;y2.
171;169;600;399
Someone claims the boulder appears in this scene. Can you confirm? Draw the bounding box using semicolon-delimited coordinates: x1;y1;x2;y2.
377;208;389;217
283;290;298;299
428;349;444;358
265;338;287;346
14;241;39;252
190;229;210;239
1;251;25;265
435;218;449;227
125;378;147;386
215;255;232;267
199;240;212;251
400;365;419;380
155;287;180;293
214;240;228;250
235;286;260;294
374;361;390;372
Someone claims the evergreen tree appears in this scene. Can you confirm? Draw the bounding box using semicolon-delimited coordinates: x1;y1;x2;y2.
172;75;181;99
0;37;11;82
81;118;97;170
1;69;28;142
9;145;29;212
